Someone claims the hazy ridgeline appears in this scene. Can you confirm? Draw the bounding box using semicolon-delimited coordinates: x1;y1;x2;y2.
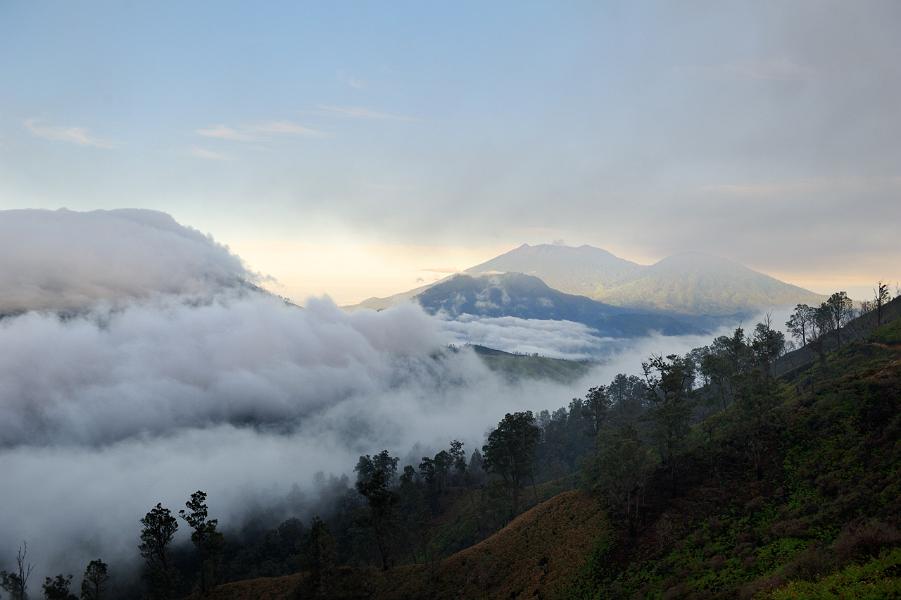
0;209;746;584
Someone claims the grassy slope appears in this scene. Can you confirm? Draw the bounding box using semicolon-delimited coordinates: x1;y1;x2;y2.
571;318;901;599
473;345;592;383
202;490;607;600
374;490;607;600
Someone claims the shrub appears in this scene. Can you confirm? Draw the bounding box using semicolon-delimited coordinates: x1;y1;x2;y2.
832;520;901;562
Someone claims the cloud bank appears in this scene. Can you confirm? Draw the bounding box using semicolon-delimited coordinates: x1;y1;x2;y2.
0;209;253;313
0;209;602;580
0;208;756;583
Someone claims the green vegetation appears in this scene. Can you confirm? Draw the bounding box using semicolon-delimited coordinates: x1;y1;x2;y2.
570;306;901;599
473;344;592;383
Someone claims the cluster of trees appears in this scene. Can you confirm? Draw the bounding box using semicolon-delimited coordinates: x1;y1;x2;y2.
786;291;854;348
137;491;224;599
787;283;897;352
0;543;107;600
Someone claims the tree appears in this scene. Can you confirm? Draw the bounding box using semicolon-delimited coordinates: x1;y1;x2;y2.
308;517;336;598
139;503;179;599
608;374;648;425
178;491;224;595
582;386;611;437
79;560;108;600
1;543;33;600
482;411;541;514
584;425;656;536
354;450;399;570
875;281;891;326
825;291;854;346
642;354;693;494
448;440;467;478
41;575;76;600
786;304;816;346
751;315;785;376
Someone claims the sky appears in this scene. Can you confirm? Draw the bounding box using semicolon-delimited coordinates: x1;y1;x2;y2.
1;0;899;304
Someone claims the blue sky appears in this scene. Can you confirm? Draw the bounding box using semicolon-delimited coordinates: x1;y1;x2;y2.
1;1;899;302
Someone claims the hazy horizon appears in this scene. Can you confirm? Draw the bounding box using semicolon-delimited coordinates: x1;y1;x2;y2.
2;2;899;304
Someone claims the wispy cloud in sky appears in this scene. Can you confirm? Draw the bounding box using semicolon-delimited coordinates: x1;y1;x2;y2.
195;124;257;142
196;121;325;142
316;105;418;121
24;119;114;148
190;146;232;161
251;120;326;137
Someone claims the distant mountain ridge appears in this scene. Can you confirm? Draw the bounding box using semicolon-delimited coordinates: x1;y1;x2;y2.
349;243;823;317
465;244;824;316
416;272;711;337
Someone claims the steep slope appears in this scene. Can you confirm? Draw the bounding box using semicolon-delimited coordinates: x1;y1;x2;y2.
570;319;901;598
202;490;608;600
466;243;642;298
417;272;708;336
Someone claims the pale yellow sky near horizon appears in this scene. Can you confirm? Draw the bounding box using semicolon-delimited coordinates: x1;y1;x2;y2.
228;238;895;307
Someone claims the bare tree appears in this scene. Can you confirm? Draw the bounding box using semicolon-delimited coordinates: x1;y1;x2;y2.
0;542;34;600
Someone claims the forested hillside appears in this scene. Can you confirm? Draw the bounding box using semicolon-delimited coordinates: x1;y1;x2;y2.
11;290;897;600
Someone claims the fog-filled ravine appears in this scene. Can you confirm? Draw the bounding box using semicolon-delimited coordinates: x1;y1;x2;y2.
0;208;754;582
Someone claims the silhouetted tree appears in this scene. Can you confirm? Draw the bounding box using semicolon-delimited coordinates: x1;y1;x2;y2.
139;503;179;599
582;386;611;437
786;304;816;346
1;543;33;600
179;491;224;595
482;411;541;514
41;575;76;600
79;560;108;600
448;440;467;478
354;450;399;570
875;281;890;326
308;517;336;598
825;291;853;346
751;315;785;376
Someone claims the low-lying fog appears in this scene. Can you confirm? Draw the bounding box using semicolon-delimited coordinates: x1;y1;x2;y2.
0;209;760;580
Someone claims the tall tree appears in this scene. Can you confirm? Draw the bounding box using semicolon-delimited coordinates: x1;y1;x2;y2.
448;440;467;478
751;315;785;376
178;491;224;595
642;354;693;494
582;386;611;437
825;291;854;346
79;560;108;600
786;304;816;346
354;451;399;570
482;411;541;514
139;503;179;599
875;281;890;326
